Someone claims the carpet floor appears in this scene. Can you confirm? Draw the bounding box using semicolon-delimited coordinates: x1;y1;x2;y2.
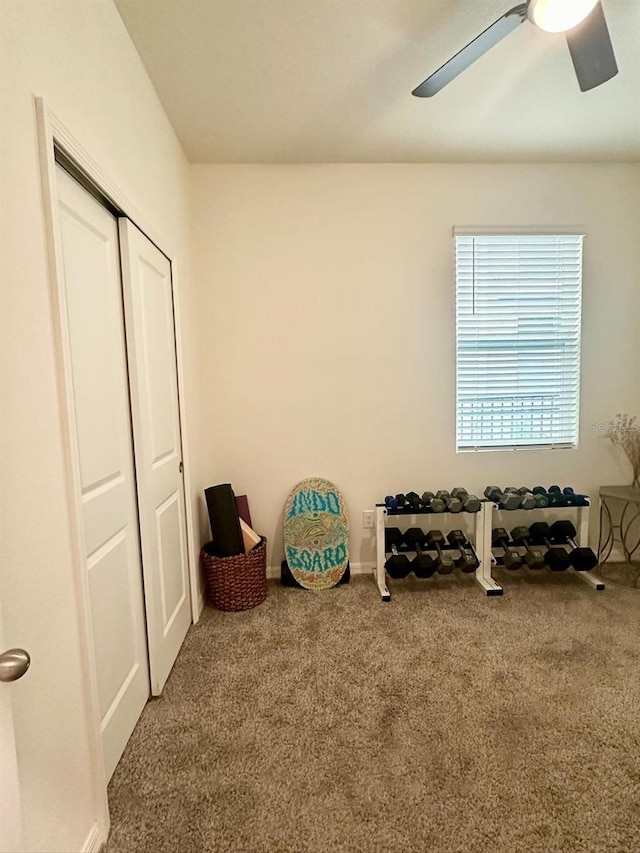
104;571;640;853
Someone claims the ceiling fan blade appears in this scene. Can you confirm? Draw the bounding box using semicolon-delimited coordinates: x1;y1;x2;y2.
412;4;527;97
566;1;618;92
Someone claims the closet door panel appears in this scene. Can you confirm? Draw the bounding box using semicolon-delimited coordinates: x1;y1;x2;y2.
119;219;191;695
56;167;150;780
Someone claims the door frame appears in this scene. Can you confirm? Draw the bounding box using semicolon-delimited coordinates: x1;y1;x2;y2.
35;97;200;847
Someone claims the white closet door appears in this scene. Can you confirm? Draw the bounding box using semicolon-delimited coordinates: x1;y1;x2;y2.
118;220;191;695
55;167;150;780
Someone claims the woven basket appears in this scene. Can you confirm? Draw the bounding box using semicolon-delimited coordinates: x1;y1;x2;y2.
201;537;267;612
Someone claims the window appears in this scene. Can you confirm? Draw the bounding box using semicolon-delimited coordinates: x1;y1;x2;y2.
455;231;583;452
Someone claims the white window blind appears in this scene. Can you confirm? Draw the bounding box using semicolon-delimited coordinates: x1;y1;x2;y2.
455;233;583;451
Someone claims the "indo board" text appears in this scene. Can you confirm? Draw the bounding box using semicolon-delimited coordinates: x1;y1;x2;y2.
286;543;347;573
288;489;342;518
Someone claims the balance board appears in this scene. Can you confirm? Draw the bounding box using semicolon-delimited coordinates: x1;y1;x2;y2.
283;477;350;590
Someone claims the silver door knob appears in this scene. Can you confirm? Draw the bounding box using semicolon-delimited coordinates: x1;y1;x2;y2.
0;648;31;682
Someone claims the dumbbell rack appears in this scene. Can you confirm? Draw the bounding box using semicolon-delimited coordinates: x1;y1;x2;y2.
375;499;606;600
484;499;606;591
374;503;503;601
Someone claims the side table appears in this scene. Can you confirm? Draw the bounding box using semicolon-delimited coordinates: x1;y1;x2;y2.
598;486;640;565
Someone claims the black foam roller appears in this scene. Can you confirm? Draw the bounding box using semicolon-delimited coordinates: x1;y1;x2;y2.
204;484;244;557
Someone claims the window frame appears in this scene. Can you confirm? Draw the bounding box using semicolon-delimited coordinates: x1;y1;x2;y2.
454;227;585;454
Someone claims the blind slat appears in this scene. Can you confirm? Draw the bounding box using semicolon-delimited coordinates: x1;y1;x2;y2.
456;234;582;452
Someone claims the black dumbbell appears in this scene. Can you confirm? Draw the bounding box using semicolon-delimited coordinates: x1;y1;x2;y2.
547;486;570;508
451;487;481;513
484;486;521;511
510;526;547;569
549;521;598;571
562;487;589;507
384;495;398;509
404;527;437;578
384;527;404;554
529;522;572;571
385;527;404;551
425;530;455;574
421;491;445;512
384;529;411;578
405;491;423;512
384;548;411;579
491;528;523;570
447;530;479;572
435;490;463;513
395;493;407;510
533;486;567;508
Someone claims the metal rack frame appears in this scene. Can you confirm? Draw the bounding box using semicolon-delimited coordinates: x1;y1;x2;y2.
374;503;502;601
374;498;606;600
485;500;605;591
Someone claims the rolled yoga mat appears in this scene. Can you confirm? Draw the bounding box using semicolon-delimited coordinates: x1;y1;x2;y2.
235;494;253;529
205;483;244;557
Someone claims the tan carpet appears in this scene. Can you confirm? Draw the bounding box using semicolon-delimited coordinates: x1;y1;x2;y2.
598;561;640;589
104;572;640;853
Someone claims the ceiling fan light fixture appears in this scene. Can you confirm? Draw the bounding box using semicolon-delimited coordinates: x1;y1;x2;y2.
527;0;599;33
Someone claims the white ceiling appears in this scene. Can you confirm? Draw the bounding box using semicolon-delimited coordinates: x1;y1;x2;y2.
114;0;640;164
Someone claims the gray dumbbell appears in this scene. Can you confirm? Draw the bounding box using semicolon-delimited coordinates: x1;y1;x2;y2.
522;486;549;508
484;486;521;511
451;487;481;513
503;486;535;509
421;491;445;512
435;490;463;513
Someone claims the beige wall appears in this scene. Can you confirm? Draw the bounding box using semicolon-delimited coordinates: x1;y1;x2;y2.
0;1;199;850
2;2;639;848
190;163;640;568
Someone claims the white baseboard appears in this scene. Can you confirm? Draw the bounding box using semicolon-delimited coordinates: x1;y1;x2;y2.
82;823;105;853
266;561;375;580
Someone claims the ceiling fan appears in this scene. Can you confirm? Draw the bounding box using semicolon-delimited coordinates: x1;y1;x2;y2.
412;0;618;97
